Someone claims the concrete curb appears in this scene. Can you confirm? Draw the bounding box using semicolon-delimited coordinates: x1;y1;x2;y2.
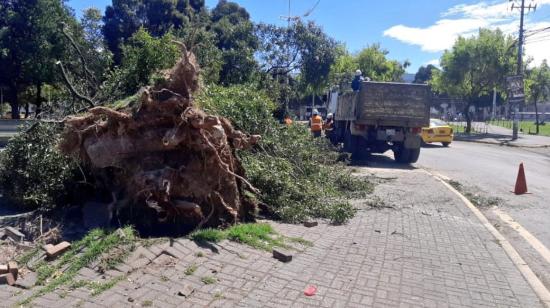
424;169;550;308
453;136;550;149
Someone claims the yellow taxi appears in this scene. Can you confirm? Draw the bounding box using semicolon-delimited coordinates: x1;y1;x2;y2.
421;118;454;147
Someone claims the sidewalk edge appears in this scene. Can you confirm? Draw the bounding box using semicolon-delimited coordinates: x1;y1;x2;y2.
454;137;550;149
424;170;550;308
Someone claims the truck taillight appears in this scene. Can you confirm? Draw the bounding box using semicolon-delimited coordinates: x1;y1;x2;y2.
411;127;422;134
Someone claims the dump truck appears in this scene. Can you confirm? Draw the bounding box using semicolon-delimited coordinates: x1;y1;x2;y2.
329;81;431;163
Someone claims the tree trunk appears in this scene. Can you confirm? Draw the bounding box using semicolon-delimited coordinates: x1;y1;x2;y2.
24;102;29;119
35;83;42;118
464;103;472;134
9;84;20;120
535;98;539;135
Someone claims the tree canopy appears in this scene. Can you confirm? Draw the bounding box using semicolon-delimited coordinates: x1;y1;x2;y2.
413;64;439;84
525;60;550;133
431;28;517;132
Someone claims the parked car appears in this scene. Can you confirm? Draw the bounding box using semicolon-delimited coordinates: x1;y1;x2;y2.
421;119;453;147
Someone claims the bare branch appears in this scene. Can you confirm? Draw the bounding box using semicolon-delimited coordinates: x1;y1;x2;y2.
57;61;95;108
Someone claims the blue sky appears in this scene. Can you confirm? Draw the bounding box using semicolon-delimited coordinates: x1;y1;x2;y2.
68;0;550;73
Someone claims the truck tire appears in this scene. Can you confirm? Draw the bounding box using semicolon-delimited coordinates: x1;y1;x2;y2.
343;130;356;153
393;145;420;164
407;147;420;163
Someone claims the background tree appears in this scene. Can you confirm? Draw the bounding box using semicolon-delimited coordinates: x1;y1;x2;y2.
103;0;205;64
0;0;76;119
355;44;408;82
414;64;439;84
255;20;336;107
211;0;258;85
525;60;550;134
431;28;516;133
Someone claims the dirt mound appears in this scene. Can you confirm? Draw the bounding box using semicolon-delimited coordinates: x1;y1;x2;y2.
59;47;259;231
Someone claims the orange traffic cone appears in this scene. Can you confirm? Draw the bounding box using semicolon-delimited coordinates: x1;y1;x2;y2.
514;163;528;195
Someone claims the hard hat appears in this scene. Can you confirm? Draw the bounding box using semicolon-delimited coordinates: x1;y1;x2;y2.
327;113;333;119
365;76;371;81
355;69;362;76
313;109;319;115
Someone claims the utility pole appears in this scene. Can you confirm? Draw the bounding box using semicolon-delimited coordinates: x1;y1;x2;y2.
510;0;536;140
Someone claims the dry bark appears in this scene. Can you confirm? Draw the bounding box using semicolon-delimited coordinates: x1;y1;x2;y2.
59;49;259;229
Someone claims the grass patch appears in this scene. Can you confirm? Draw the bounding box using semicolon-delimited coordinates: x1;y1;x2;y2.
190;223;311;252
184;264;197;276
89;275;127;296
190;228;226;243
142;300;153;307
201;276;216;284
448;180;501;208
19;227;137;305
489;120;550;136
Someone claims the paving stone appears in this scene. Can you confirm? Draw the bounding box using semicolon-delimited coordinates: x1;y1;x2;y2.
4;226;25;242
272;248;292;263
303;221;318;228
44;241;71;259
177;283;195;297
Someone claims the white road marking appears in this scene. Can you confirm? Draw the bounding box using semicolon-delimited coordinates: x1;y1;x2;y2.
493;207;550;264
423;169;550;307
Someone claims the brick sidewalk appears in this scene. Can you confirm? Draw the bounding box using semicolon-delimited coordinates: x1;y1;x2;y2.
1;168;544;307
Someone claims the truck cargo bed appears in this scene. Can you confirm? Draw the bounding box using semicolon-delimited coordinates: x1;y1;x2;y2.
336;82;431;127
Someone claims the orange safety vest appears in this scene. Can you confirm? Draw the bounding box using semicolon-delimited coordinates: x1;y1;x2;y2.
310;115;323;132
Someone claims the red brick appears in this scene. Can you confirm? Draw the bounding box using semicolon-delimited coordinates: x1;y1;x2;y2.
7;261;18;280
45;241;71;259
0;273;15;285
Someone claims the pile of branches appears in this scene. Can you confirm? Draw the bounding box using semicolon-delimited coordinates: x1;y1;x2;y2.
58;47;260;230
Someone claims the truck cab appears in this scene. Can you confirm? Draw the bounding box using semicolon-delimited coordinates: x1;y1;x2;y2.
329;81;431;163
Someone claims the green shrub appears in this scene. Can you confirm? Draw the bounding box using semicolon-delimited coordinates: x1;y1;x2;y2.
198;84;372;224
0;122;79;210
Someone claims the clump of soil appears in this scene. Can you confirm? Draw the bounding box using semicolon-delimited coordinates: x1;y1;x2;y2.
59;47;259;233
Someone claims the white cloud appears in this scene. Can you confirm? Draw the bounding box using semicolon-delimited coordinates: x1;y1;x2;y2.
384;0;550;66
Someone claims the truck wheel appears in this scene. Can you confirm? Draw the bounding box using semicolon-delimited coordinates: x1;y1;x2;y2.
393;145;420;164
407;147;420;163
393;145;408;163
343;130;355;153
442;142;450;147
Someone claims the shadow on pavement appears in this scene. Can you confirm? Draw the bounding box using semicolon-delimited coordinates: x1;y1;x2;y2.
350;154;416;170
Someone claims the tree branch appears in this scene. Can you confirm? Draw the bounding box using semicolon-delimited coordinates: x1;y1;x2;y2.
60;23;98;87
57;61;95;108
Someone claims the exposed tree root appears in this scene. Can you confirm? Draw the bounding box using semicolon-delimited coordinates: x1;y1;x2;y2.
59;50;260;230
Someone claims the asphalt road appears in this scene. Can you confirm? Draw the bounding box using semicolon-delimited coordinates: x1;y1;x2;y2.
416;140;550;287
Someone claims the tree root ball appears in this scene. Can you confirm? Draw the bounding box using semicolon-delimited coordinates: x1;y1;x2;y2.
59;49;260;231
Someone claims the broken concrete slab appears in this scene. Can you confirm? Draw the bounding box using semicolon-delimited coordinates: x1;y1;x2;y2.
4;227;25;242
44;241;71;259
272;248;293;263
15;271;37;289
0;273;15;285
0;264;8;275
177;284;195;297
8;261;18;280
303;221;318;228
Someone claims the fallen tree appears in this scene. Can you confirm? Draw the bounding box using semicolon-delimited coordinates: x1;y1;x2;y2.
58;47;260;231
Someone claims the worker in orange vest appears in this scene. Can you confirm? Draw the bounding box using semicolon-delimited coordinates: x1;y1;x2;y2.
309;110;323;137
